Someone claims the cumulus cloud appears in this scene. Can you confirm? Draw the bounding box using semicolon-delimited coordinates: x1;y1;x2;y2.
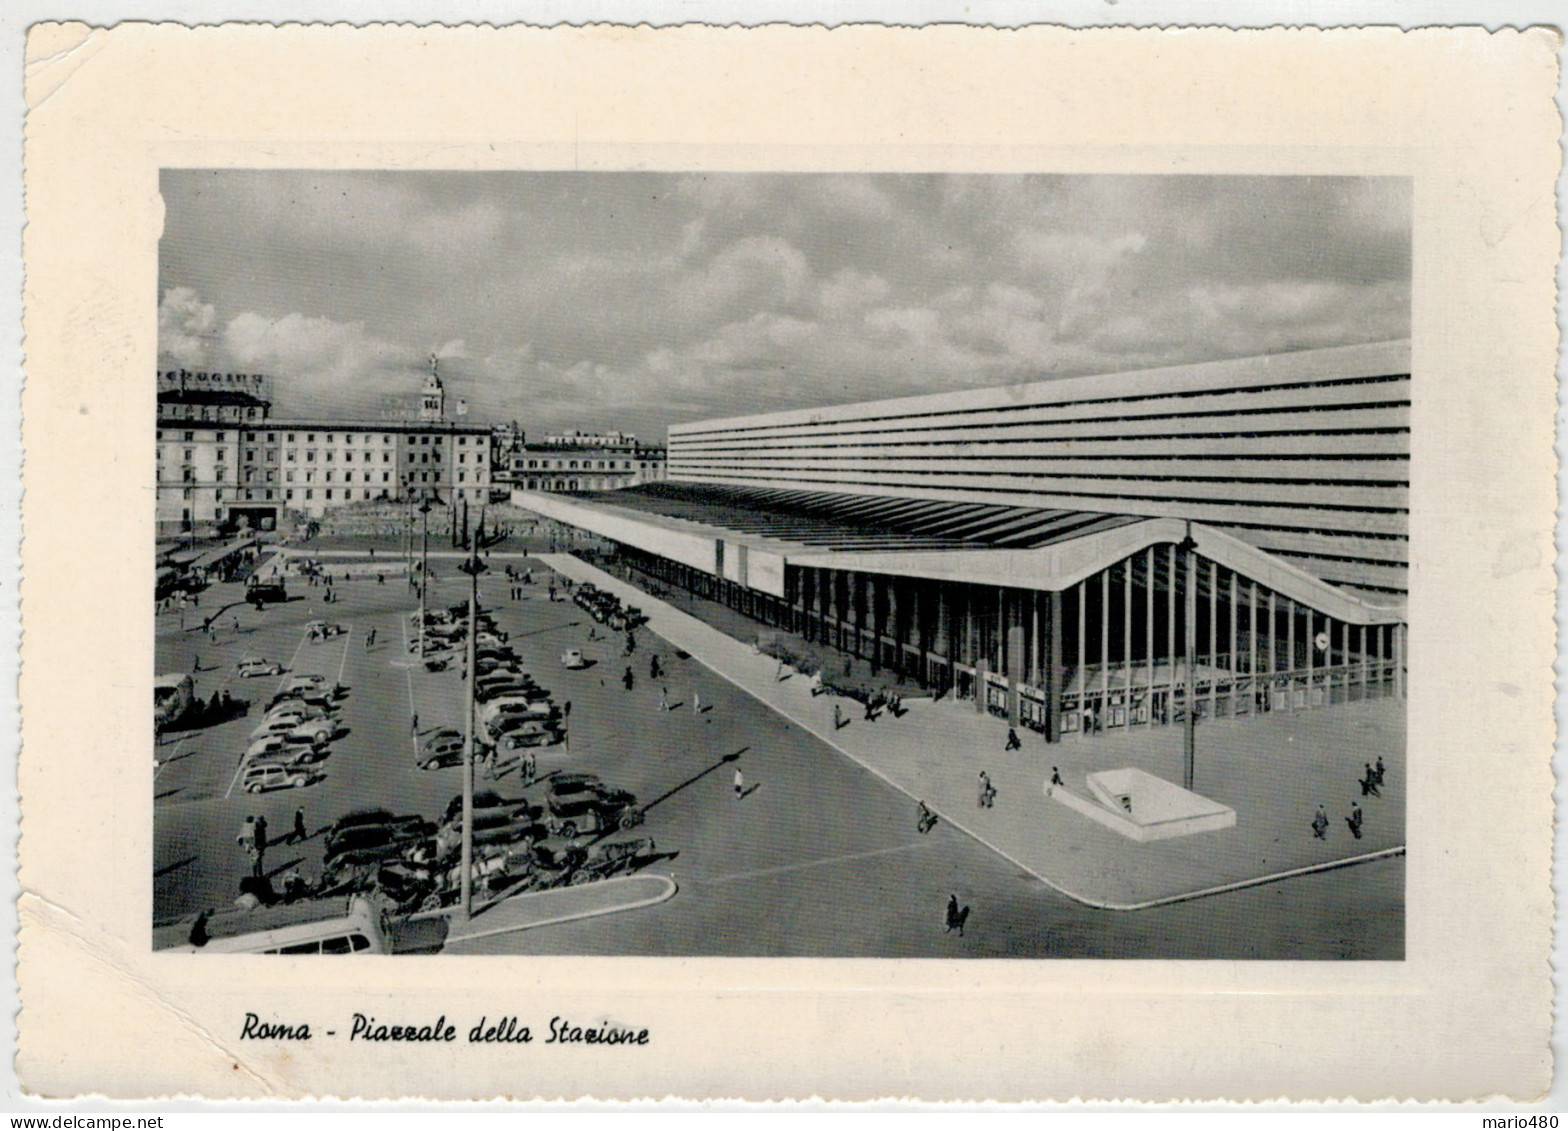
160;171;1410;439
157;287;218;366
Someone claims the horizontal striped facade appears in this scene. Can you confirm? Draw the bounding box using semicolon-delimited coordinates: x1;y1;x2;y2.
668;340;1411;598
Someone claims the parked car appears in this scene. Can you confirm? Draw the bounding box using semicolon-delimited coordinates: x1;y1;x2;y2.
244;735;329;764
443;790;542;826
559;648;588;670
305;620;346;641
236;657;284;678
241;763;323;794
417;729;465;771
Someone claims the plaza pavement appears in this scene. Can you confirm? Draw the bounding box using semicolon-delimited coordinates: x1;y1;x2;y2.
540;554;1405;910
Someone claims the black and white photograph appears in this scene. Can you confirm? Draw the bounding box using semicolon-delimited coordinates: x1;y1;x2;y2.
151;170;1410;960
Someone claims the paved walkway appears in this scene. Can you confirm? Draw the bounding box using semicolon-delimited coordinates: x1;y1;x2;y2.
541;554;1405;909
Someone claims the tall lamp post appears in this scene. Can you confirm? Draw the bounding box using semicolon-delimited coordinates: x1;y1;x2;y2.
457;508;487;920
418;497;432;660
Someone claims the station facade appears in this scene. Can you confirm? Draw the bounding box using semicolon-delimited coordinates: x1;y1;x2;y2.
513;340;1409;741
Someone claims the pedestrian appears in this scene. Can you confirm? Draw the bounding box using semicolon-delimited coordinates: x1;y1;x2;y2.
366;628;377;650
659;686;670;712
863;699;877;721
1050;766;1064;787
411;712;420;736
917;801;938;834
377;573;385;586
1005;727;1022;751
650;655;661;680
1360;764;1381;798
1374;756;1386;785
236;815;255;847
1346;805;1364;839
1312;804;1329;840
254;814;268;854
833;702;844;729
291;806;306;844
944;894;970;936
623;667;635;692
692;690;701;714
733;766;745;799
977;770;993;809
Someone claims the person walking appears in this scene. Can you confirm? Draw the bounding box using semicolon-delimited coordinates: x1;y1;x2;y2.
1374;756;1386;785
1346;805;1364;840
411;712;420;736
649;655;661;680
733;766;745;799
366;627;377;650
622;667;635;692
1005;727;1022;751
1312;804;1330;840
659;686;670;712
251;816;268;877
1050;766;1064;787
833;702;845;729
291;807;307;845
977;771;994;809
692;690;701;714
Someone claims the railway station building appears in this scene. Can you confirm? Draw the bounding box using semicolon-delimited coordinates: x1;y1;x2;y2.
513;340;1409;743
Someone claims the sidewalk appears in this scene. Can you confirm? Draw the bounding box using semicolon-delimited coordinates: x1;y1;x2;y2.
541;554;1405;910
436;874;678;945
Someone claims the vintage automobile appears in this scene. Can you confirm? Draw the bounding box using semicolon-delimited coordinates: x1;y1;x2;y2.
559;648;589;670
236;656;284;678
241;763;323;794
416;729;466;771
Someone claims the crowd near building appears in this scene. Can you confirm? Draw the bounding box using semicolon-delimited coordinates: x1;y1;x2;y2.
514;340;1410;743
156;365;492;531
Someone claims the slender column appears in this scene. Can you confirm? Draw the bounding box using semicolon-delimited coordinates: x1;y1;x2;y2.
1145;547;1155;727
1166;544;1178;711
1229;569;1239;715
1267;590;1278;710
1183;543;1197;789
1006;623;1023;728
1031;589;1042;690
1306;608;1316;709
1078;577;1087;710
1358;623;1368;699
1099;568;1110;719
1208;560;1218;716
1045;590;1063;742
1249;581;1259;710
1394;622;1406;699
1123;558;1133;725
1286;597;1297;712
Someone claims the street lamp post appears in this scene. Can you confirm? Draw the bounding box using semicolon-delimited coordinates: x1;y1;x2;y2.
1179;523;1198;791
457;509;487;921
418;498;432;660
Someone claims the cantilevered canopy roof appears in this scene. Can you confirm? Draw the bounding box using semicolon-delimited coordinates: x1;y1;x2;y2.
518;483;1405;625
562;482;1148;552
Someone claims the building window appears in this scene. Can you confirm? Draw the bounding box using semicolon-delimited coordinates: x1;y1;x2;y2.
305;489;314;500
216;448;227;461
182;488;192;499
286;489;294;501
286;471;295;483
326;489;333;500
326;471;334;483
215;431;225;442
183;448;194;461
325;451;333;462
287;433;295;442
382;472;389;483
266;470;275;482
383;452;391;463
267;448;278;461
265;490;274;501
246;449;256;461
267;433;276;443
306;451;315;462
215;467;226;482
307;433;315;442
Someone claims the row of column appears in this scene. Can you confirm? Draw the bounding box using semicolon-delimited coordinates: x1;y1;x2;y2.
602;542;1407;742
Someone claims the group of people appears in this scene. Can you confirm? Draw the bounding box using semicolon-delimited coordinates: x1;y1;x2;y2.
1312;757;1388;841
236;808;310;880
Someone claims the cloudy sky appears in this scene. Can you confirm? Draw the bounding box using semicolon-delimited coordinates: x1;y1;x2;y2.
158;171;1410;440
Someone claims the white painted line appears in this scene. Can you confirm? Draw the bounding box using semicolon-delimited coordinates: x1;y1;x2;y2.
428;874;679;941
699;841;934;885
335;626;353;686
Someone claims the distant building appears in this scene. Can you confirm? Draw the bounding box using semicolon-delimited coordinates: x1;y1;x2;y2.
507;430;667;493
156;362;491;532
